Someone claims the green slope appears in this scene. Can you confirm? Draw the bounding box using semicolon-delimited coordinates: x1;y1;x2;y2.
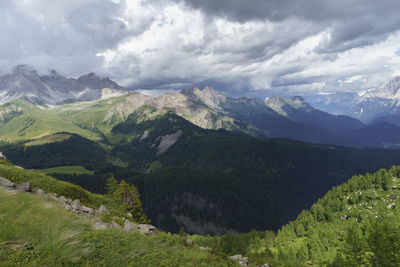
0;162;236;266
197;165;400;266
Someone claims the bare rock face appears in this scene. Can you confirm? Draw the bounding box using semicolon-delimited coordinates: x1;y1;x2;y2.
156;130;183;155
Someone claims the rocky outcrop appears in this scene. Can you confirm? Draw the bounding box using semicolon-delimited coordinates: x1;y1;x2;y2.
18;182;32;192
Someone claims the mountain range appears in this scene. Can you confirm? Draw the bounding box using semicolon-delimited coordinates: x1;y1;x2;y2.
0;65;127;105
2;66;400;148
304;76;400;123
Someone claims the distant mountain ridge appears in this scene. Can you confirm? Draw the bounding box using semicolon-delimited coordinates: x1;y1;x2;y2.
305;76;400;123
0;65;127;105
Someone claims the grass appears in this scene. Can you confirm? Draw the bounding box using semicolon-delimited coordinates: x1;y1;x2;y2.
0;98;126;143
24;133;73;147
0;178;236;266
0;160;121;214
38;165;95;175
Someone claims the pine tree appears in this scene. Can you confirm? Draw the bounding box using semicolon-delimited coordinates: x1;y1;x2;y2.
114;180;150;223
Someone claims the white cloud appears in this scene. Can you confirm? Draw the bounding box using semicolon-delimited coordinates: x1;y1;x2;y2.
1;0;400;97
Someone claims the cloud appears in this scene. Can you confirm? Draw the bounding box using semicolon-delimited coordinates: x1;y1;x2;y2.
0;0;152;76
1;0;400;97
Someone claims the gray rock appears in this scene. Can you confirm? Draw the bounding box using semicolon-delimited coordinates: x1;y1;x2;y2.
261;264;270;267
0;176;15;188
93;220;109;230
81;205;94;215
123;218;137;231
37;189;45;196
97;205;109;215
19;182;32;192
72;199;81;212
137;224;156;235
58;196;67;203
185;238;193;245
126;212;133;218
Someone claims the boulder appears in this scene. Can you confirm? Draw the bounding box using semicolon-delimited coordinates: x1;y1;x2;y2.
19;182;32;192
126;212;133;218
0;152;6;160
185;238;193;245
81;205;94;216
0;176;15;188
137;224;156;235
261;264;270;267
123;218;137;231
97;205;109;215
71;199;82;212
58;196;67;203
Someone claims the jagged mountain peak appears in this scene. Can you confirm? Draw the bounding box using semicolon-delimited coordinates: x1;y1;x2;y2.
361;76;400;99
181;86;226;109
0;66;126;105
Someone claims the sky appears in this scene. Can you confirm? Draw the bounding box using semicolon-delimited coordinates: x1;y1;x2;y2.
1;0;400;98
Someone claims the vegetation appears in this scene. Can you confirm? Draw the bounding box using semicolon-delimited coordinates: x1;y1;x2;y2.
38;165;95;175
192;165;400;266
0;187;236;266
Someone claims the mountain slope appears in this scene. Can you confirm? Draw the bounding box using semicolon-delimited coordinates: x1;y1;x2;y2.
104;111;400;233
265;96;365;133
0;65;127;105
0;161;235;266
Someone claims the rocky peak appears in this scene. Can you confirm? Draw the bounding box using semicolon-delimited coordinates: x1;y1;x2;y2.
361;76;400;99
181;86;226;109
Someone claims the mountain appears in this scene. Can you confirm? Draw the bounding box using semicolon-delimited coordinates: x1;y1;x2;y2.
0;65;127;105
305;77;400;122
183;87;361;146
265;95;365;134
7;108;400;234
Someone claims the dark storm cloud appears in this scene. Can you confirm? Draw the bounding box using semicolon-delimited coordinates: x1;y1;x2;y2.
176;0;400;52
